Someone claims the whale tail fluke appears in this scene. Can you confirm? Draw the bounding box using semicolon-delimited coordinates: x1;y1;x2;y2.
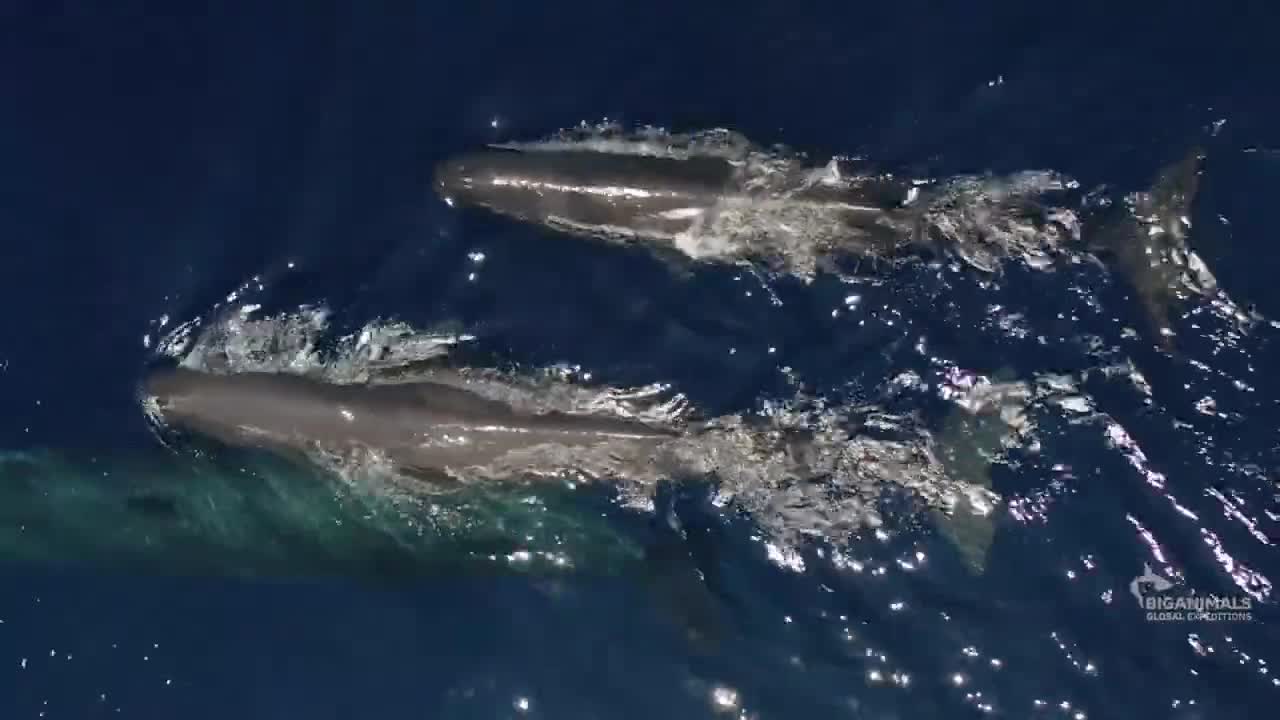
1087;146;1211;349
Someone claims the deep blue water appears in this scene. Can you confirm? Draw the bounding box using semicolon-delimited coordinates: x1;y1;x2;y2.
3;1;1279;718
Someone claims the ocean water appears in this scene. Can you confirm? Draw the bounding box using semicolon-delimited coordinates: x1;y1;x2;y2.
2;2;1278;718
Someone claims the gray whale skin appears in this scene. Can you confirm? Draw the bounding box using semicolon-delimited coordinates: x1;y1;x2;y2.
144;367;678;477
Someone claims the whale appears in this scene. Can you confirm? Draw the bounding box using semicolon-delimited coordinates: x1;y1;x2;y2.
435;131;1226;347
138;361;1021;582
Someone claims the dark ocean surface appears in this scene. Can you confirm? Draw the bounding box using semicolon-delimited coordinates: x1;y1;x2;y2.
2;2;1278;718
